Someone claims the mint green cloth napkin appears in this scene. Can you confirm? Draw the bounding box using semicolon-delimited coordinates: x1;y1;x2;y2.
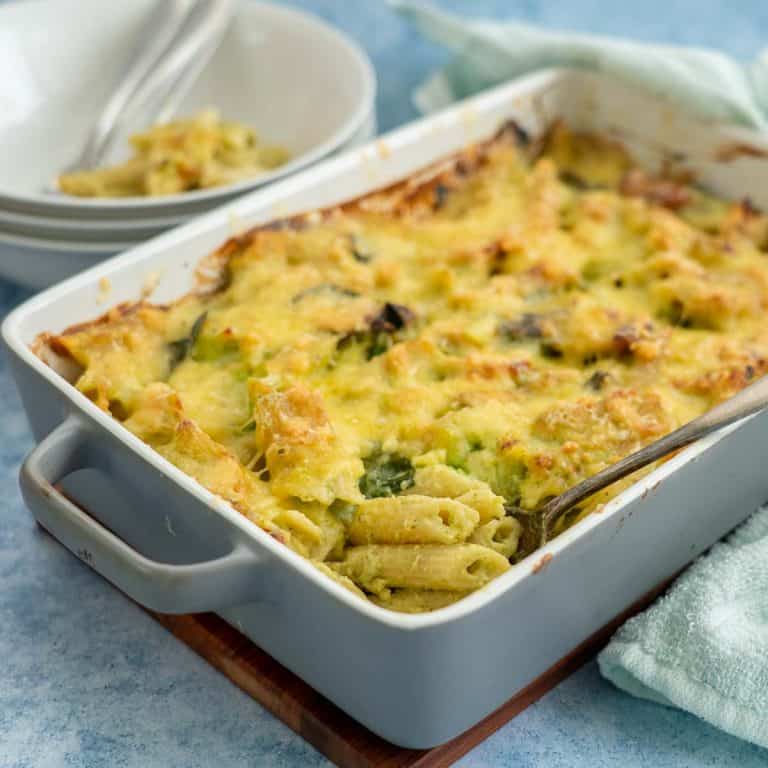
393;1;768;748
598;510;768;749
391;0;768;129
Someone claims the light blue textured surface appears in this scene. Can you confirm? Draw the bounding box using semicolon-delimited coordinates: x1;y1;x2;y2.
1;1;767;766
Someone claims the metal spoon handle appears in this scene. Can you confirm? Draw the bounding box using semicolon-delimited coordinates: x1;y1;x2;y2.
540;375;768;546
128;0;234;128
75;0;192;170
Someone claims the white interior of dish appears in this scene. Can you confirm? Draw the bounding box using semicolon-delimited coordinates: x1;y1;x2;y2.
6;68;768;628
0;0;374;211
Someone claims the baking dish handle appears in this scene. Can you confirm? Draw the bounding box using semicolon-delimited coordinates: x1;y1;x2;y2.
19;416;266;614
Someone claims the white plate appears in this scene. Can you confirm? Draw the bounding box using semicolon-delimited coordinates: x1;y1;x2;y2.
0;0;375;217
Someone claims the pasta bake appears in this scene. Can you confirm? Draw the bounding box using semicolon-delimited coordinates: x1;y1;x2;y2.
40;122;768;612
58;110;290;197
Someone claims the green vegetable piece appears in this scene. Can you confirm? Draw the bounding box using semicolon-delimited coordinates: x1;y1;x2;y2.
366;332;392;360
358;450;415;498
168;311;207;370
192;333;239;362
661;299;694;328
335;303;416;361
328;499;357;524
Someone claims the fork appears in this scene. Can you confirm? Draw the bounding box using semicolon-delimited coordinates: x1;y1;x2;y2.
55;0;233;183
509;374;768;551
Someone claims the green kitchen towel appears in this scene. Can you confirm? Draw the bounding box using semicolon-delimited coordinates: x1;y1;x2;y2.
598;509;768;749
391;0;768;129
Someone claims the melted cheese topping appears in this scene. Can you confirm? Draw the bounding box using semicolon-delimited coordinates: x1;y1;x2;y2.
46;123;768;612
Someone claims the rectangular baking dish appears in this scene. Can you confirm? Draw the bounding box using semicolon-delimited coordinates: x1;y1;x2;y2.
6;69;768;750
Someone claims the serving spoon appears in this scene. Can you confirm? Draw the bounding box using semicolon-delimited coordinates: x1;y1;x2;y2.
513;374;768;552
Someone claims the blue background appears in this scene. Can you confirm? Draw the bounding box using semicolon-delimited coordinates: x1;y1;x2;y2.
2;1;767;766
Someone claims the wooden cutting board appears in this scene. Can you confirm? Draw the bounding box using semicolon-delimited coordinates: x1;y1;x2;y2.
39;516;671;768
145;578;671;768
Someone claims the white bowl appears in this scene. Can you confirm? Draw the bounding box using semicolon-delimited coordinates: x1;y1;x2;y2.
0;0;375;217
0;107;376;235
0;206;193;234
0;231;124;290
0;108;377;241
0;208;178;242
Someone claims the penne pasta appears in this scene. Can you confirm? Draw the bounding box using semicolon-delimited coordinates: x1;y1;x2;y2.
370;589;473;614
301;504;347;561
273;509;324;557
348;495;479;545
249;379;363;506
312;562;367;599
469;517;523;558
334;544;511;595
406;465;505;523
407;464;487;498
455;489;506;524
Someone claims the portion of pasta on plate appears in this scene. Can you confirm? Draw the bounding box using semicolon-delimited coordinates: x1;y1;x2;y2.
58;110;291;197
40;122;768;612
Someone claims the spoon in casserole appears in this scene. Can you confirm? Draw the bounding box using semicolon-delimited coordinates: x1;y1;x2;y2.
513;374;768;552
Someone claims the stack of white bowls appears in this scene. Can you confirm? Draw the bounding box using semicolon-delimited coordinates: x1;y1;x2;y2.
0;0;376;289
